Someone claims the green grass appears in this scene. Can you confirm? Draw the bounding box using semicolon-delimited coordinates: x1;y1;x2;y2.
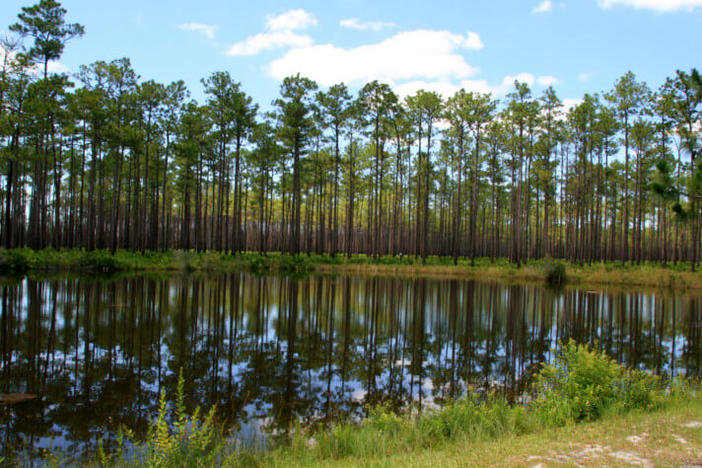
2;248;702;289
72;341;697;468
281;395;702;468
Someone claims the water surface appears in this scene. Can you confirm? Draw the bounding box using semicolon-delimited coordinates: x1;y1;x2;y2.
1;273;701;462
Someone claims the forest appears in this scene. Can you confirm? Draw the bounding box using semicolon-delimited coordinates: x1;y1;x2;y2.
1;0;701;268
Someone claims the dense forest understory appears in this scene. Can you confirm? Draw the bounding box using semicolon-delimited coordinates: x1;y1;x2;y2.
1;2;701;269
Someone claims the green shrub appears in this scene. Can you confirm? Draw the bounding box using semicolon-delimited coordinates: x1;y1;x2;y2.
248;255;272;273
276;255;312;273
543;259;566;284
0;248;34;272
79;250;125;272
532;340;661;426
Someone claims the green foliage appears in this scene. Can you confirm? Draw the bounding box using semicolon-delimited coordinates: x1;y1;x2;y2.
543;258;566;285
80;250;125;272
276;254;312;273
0;247;35;272
532;340;662;426
312;396;527;461
101;369;223;468
89;344;688;467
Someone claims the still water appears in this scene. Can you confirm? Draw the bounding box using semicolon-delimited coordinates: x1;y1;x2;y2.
1;273;701;462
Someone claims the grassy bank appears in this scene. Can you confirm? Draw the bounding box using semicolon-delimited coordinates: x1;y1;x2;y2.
84;341;698;468
1;247;702;289
281;396;702;467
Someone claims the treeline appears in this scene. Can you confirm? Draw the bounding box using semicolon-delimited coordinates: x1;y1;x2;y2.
1;1;701;267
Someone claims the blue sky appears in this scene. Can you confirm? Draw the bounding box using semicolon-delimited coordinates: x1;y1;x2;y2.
1;0;700;110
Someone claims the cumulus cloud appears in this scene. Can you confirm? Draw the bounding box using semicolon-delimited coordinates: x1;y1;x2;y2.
533;0;553;12
47;61;69;74
561;98;584;112
597;0;702;11
502;73;536;87
178;22;218;40
464;31;484;50
538;75;559;86
0;43;68;76
266;9;317;31
227;9;316;56
340;18;395;31
378;72;558;101
227;31;313;56
394;79;499;99
268;30;483;86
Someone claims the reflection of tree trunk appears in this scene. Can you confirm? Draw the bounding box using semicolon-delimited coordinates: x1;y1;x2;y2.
325;279;335;418
448;281;457;397
284;279;298;428
228;274;240;397
369;278;379;398
341;277;351;395
42;286;58;387
464;280;475;388
1;286;9;377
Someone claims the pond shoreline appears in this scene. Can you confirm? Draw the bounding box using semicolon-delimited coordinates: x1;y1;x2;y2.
1;268;700;465
1;248;702;290
1;248;701;290
94;343;702;467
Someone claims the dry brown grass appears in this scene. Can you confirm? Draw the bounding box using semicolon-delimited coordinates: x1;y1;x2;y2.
315;262;702;290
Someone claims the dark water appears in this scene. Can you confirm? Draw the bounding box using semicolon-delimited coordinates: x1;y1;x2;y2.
1;273;701;462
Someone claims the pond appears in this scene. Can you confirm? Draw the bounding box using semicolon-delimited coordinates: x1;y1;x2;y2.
1;272;701;463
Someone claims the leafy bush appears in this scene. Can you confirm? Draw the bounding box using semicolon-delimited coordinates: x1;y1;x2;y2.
0;248;34;272
276;255;312;273
246;254;271;273
532;340;661;426
79;250;125;272
543;259;566;285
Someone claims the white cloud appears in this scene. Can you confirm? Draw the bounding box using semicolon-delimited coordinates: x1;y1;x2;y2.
395;79;499;99
268;30;482;86
178;22;218;40
389;73;557;101
340;18;395;31
533;0;553;12
561;98;584;113
502;73;536;87
0;45;68;76
597;0;702;11
493;73;560;95
266;9;317;31
464;32;484;50
538;75;559;86
578;71;595;82
47;61;68;74
227;30;313;56
228;9;316;56
0;46;16;66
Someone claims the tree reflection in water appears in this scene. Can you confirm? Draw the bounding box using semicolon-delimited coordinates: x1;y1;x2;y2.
0;273;700;462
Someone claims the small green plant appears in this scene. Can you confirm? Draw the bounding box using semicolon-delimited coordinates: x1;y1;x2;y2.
100;369;223;467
